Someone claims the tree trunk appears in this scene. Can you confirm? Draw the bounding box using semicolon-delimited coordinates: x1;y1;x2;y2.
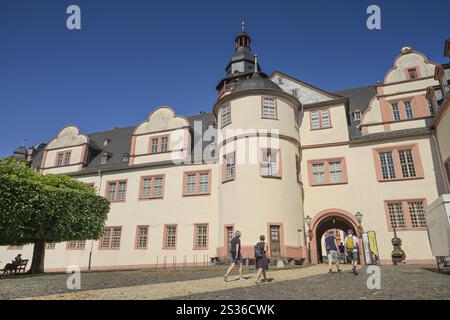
28;240;46;274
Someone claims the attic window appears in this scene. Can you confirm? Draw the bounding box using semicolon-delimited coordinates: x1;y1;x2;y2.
122;153;129;162
352;111;362;121
407;68;418;80
101;153;109;164
103;139;110;146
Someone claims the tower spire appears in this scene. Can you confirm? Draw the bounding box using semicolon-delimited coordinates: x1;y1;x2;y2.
241;20;245;33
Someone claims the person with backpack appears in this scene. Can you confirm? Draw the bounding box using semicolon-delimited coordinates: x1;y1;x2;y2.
324;230;341;274
224;231;245;282
253;235;269;284
343;229;359;275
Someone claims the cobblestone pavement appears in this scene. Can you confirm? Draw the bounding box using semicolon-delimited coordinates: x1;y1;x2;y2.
2;264;449;300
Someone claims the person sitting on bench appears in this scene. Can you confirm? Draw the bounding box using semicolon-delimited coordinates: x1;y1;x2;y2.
2;254;22;275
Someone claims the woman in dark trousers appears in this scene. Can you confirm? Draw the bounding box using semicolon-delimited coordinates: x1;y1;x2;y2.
253;235;269;284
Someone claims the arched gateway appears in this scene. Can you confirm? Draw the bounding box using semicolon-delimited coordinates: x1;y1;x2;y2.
309;209;364;265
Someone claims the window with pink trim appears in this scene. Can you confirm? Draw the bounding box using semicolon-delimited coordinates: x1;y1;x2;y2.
260;149;282;178
374;145;424;182
194;224;208;249
385;200;427;231
163;225;177;249
55;151;71;167
139;175;164;199
100;227;122;249
310;108;331;130
135;226;149;249
148;135;170;154
66;240;86;250
222;152;235;182
183;170;211;195
308;158;347;186
106;180;127;202
45;243;56;249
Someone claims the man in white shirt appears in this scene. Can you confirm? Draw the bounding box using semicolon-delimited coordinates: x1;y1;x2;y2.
343;229;359;275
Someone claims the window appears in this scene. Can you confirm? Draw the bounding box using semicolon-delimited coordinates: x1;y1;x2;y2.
122;153;129;162
260;149;281;177
106;181;127;202
262;97;277;119
310;109;331;129
45;243;56;249
407;68;418;80
223;152;235;182
308;158;347;186
135;226;149;249
164;225;177;249
7;245;23;250
183;171;211;195
408;201;426;228
385;200;427;231
56;151;71;167
139;175;165;199
379;152;396;180
222;104;231;127
101;153;109;164
427;99;435;116
100;227;121;249
374;145;423;182
387;202;406;228
398;149;416;178
66;240;86;250
353;111;361;121
404;101;414;119
103;139;110;146
194;224;208;249
149;136;169;154
391;103;401;121
291;89;298;98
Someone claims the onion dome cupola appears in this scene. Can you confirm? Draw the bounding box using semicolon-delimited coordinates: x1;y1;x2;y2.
11;145;28;162
216;22;263;99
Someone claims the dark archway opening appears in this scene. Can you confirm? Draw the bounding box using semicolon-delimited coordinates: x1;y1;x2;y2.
315;215;358;264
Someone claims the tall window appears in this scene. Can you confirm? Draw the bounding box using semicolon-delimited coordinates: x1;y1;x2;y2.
194;224;208;249
408;201;426;228
427;99;435;116
100;227;122;249
310;109;331;129
262;97;277;119
223;153;236;181
160;137;169;152
222;104;231;127
164;225;177;249
391;103;401;121
151;138;158;153
56;151;71;167
309;158;347;186
183;171;211;195
260;149;280;177
387;202;406;228
135;226;149;249
404;101;414;119
398;149;416;178
379;152;396;180
106;181;127;201
66;240;86;250
353;111;361;121
139;175;164;199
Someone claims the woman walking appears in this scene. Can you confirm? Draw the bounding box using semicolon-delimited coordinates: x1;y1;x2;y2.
253;235;269;284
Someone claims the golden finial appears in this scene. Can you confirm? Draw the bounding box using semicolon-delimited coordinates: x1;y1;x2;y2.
401;46;412;54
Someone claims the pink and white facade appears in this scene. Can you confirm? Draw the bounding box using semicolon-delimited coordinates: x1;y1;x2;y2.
2;31;450;271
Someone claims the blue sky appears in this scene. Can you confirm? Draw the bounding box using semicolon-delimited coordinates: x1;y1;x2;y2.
0;0;449;157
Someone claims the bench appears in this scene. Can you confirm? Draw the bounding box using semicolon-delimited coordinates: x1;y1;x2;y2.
15;259;28;274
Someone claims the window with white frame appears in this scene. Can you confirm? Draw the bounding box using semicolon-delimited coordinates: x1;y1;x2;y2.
379;152;396;180
408;201;426;228
391;103;401;121
398;149;416;178
261;150;280;177
136;226;149;249
164;225;177;248
404;101;414;119
195;224;208;249
100;227;121;249
66;240;86;249
184;171;210;195
329;161;344;183
353;111;361;121
106;181;127;201
262;97;277;119
151;138;158;153
56;151;71;167
45;243;56;249
310;109;331;129
140;176;164;199
224;153;235;181
160;136;169;152
387;202;406;228
222;104;231;127
312;163;325;184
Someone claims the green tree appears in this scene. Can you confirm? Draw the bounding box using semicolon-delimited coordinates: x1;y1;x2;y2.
0;158;110;274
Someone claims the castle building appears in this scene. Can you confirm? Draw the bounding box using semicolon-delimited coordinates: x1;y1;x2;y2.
2;29;449;271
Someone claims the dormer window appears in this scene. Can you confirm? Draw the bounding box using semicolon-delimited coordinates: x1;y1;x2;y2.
101;153;109;164
291;89;298;98
56;151;71;167
122;153;129;162
352;110;362;121
103;139;110;146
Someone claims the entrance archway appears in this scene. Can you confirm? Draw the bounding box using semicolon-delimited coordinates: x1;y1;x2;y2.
309;209;364;265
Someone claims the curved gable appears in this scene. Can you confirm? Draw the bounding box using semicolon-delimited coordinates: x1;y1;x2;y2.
134;106;190;135
384;49;436;84
46;125;89;149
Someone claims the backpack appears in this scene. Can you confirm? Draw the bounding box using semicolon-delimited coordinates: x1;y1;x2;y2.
254;242;265;258
346;236;355;250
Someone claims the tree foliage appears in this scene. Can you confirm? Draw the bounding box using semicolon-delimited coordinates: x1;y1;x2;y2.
0;158;110;246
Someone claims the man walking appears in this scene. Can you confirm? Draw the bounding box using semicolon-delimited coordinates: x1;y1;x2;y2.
343;229;359;275
224;231;245;282
325;231;341;273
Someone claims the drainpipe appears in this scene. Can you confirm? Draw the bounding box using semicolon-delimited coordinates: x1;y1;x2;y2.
88;169;103;271
431;133;450;194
